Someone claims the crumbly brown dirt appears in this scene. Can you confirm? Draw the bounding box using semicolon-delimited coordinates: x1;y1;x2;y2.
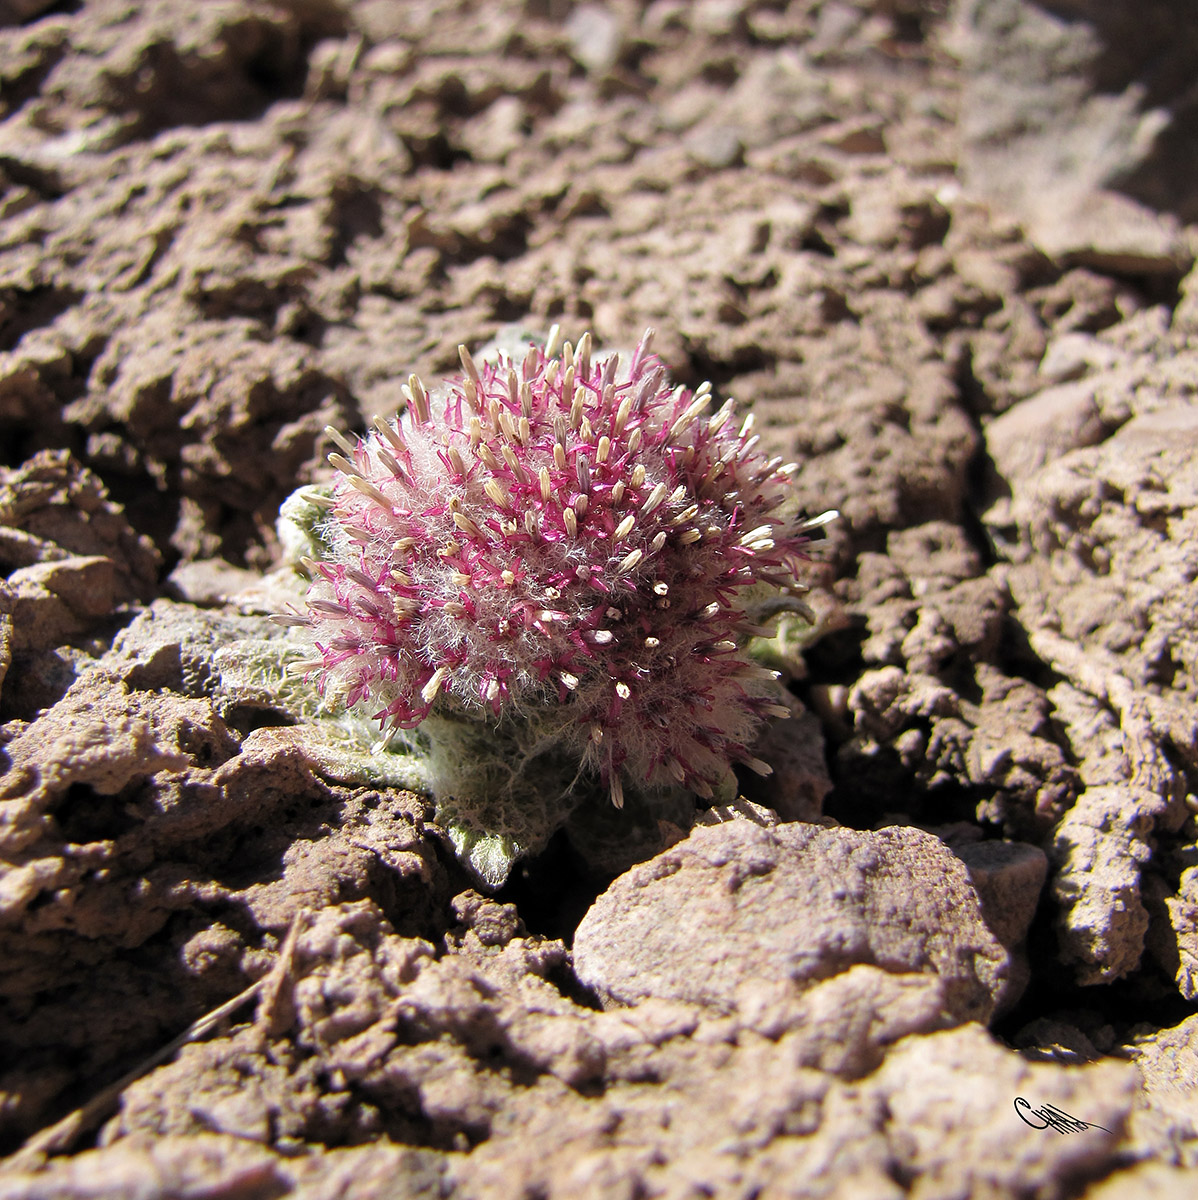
2;0;1198;1196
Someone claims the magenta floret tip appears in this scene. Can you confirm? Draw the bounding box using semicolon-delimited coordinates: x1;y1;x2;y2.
301;329;820;804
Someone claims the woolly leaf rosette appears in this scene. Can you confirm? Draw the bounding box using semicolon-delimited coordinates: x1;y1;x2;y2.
278;329;829;886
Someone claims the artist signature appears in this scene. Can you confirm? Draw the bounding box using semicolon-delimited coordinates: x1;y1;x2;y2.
1014;1097;1113;1135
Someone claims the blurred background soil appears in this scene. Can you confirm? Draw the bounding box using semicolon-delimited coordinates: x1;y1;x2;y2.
2;1;1198;1196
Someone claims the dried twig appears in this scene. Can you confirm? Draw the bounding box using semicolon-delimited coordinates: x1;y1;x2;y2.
8;908;310;1171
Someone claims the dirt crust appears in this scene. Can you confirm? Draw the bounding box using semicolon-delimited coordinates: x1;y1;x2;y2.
2;0;1198;1195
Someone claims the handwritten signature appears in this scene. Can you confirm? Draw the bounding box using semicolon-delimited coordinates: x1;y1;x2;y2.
1014;1097;1113;1135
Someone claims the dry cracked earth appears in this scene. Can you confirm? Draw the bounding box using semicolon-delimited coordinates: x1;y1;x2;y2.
2;0;1198;1196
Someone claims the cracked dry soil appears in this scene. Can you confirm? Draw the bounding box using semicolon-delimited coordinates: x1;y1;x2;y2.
2;1;1198;1196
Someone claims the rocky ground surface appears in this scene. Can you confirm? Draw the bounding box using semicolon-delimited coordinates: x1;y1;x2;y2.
2;0;1198;1195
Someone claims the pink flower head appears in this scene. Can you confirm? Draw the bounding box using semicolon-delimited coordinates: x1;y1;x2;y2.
293;329;818;808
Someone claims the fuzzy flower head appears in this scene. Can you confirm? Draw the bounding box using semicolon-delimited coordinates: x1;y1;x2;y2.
290;329;828;808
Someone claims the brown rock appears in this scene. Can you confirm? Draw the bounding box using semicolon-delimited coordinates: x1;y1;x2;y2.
953;0;1195;270
7;556;118;654
0;451;161;715
739;708;831;822
1052;785;1167;984
573;820;1010;1026
0;1133;290;1200
941;836;1047;949
988;392;1198;986
1145;865;1198;1002
0;582;12;698
0;667;439;1140
0;451;158;591
872;1025;1134;1194
1121;1013;1198;1171
100;598;271;696
51;897;1135;1200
